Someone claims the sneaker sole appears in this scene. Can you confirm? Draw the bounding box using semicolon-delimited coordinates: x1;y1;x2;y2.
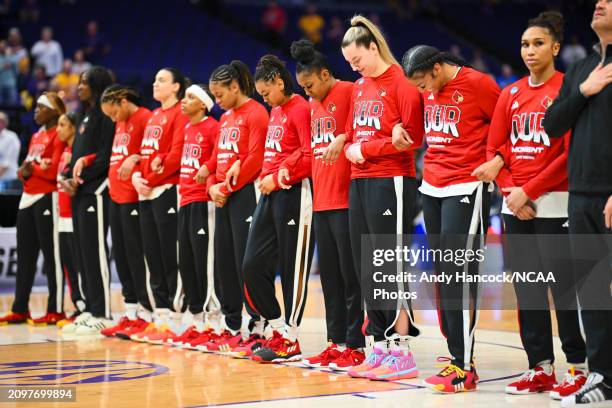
423;380;477;393
367;368;419;381
270;354;303;364
504;386;552;395
328;363;354;372
550;391;562;400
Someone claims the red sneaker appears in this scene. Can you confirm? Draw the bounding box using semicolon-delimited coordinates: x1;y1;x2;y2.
302;343;342;368
184;328;215;350
423;358;477;393
100;316;132;337
115;319;149;340
166;326;201;347
550;366;587;400
228;334;265;359
0;311;30;325
328;348;366;372
28;312;66;326
505;365;557;394
251;331;302;363
201;330;242;353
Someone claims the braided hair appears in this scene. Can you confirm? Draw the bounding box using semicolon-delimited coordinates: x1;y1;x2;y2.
209;60;255;97
100;84;143;106
401;45;468;78
254;54;294;96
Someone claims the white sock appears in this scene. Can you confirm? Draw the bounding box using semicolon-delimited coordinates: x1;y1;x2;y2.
286;325;299;342
124;303;138;321
154;308;170;324
573;363;587;372
537;360;553;374
374;340;389;352
251;319;265;337
137;308;153;323
268;318;286;338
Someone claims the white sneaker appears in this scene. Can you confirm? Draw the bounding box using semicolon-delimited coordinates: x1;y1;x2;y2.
62;312;92;333
75;317;114;335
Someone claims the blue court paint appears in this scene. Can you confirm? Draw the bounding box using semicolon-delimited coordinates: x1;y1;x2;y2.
0;360;169;386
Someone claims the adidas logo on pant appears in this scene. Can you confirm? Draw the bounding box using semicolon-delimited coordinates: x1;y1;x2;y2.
287;219;296;226
43;209;51;216
130;209;139;216
167;207;176;214
197;228;206;235
383;209;392;216
87;206;95;213
460;196;470;204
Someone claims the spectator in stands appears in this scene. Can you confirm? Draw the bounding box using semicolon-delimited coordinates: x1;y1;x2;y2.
27;65;49;100
52;59;80;111
72;49;92;76
31;27;63;77
83;21;110;63
19;0;40;23
261;0;287;46
496;63;518;88
471;49;489;73
298;4;325;44
561;34;587;69
0;40;18;106
0;111;20;182
7;28;30;80
326;16;344;44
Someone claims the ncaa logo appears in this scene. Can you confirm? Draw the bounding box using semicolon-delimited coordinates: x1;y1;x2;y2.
0;360;169;386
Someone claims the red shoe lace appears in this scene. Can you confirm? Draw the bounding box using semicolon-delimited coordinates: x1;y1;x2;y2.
263;331;284;350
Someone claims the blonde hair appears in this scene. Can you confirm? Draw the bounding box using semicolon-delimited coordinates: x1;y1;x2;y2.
341;15;399;66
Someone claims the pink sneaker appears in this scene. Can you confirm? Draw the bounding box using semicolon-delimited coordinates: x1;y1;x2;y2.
347;346;388;378
365;349;419;381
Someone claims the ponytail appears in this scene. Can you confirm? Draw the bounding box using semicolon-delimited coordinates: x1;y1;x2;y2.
401;45;468;78
209;60;255;97
254;54;294;96
341;15;399;66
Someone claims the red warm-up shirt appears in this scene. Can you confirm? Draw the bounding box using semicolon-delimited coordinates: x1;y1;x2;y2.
180;116;219;207
487;71;570;200
57;146;72;218
260;95;312;190
311;81;353;211
109;107;152;204
205;99;268;196
22;127;64;194
422;67;500;187
345;64;424;179
139;102;189;187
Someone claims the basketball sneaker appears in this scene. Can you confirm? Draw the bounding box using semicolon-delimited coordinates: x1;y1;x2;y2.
62;312;92;333
302;343;342;368
423;358;478;393
100;316;132;337
0;311;30;325
144;324;176;345
347;346;388;378
196;331;223;352
328;348;365;371
130;322;158;342
57;311;82;329
28;312;66;326
365;349;419;381
505;365;557;394
561;373;612;407
228;333;265;359
75;317;114;335
184;328;215;350
251;331;302;363
166;325;200;347
203;330;243;353
551;366;588;400
115;318;149;340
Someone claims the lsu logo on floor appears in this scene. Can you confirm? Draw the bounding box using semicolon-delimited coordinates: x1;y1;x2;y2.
0;360;169;385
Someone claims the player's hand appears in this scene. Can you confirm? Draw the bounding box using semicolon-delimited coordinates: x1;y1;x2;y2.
150;156;164;174
208;183;227;207
72;158;86;184
195;164;210;185
259;174;276;195
224;160;241;191
472;155;504;183
345;143;365;164
131;172;152;196
118;154;139;181
580;63;612;97
322;134;346;165
277;168;291;190
58;178;78;197
604;195;612;229
515;204;536;220
502;187;530;215
39;158;52;170
391;123;413;151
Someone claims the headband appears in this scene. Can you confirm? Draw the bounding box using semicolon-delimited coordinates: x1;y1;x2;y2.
37;94;56;110
186;85;214;111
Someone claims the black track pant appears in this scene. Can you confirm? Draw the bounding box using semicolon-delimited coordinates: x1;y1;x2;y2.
243;179;314;335
503;215;586;369
139;186;180;312
72;186;111;318
315;209;364;349
349;176;419;342
13;192;63;314
215;183;260;332
109;200;152;312
178;201;216;316
422;183;490;369
568;193;612;382
59;228;86;312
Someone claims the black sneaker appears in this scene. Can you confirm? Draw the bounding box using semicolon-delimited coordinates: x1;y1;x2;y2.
250;331;301;363
561;373;612;407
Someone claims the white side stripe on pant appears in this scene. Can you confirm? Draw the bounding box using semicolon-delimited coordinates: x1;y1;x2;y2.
51;192;62;313
288;179;312;331
203;201;220;313
95;179;111;318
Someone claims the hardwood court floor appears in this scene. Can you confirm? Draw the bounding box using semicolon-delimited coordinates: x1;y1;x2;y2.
0;279;573;408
